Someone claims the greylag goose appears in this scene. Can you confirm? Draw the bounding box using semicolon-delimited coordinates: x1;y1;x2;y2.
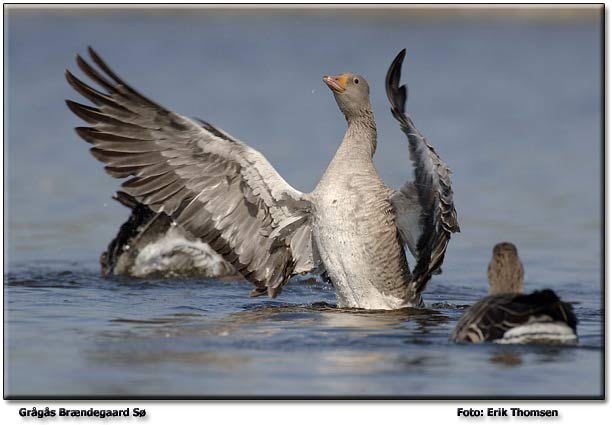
66;48;459;309
451;243;577;343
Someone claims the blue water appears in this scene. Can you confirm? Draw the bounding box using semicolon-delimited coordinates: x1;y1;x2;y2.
4;7;603;397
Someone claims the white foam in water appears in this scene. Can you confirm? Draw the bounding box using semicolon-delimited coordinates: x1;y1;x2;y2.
495;322;578;345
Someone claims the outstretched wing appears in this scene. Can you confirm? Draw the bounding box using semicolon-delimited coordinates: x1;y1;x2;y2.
66;47;318;297
386;49;460;294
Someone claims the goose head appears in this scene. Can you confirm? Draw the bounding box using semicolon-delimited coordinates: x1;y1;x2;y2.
322;72;372;121
487;242;525;295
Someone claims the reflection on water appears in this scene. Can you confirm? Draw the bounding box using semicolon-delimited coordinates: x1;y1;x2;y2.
490;351;523;367
228;303;451;329
89;303;458;382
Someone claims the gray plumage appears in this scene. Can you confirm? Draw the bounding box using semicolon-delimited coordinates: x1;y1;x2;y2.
66;47;459;309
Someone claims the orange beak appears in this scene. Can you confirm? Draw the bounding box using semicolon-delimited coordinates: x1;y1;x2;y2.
322;74;348;93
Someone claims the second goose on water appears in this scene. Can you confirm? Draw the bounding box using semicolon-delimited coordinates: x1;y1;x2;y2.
451;242;578;344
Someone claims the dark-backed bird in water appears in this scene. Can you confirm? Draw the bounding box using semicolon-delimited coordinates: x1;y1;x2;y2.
66;48;459;309
99;191;235;278
451;242;577;343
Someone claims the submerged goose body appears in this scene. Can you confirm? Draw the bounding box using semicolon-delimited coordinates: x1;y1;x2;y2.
101;192;234;278
67;48;459;309
451;243;577;344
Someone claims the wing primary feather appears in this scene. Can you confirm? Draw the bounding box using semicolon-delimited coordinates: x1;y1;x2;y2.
385;48;407;116
65;99;145;131
75;127;154;144
76;53;117;93
87;46;166;109
65;69;131;112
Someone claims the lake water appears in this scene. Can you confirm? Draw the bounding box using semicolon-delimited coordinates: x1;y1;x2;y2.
3;7;603;398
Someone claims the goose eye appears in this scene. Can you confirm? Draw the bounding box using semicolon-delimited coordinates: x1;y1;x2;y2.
353;78;359;84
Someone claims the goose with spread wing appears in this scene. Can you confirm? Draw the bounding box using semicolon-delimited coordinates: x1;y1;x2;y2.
66;48;459;309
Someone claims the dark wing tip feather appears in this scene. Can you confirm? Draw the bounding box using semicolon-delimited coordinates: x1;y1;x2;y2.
64;68;81;90
75;126;98;144
65;98;81;114
88;46;103;63
113;190;140;210
85;46;165;109
67;102;93;126
66;99;100;122
76;53;120;94
385;48;407;117
250;287;268;298
87;46;120;84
